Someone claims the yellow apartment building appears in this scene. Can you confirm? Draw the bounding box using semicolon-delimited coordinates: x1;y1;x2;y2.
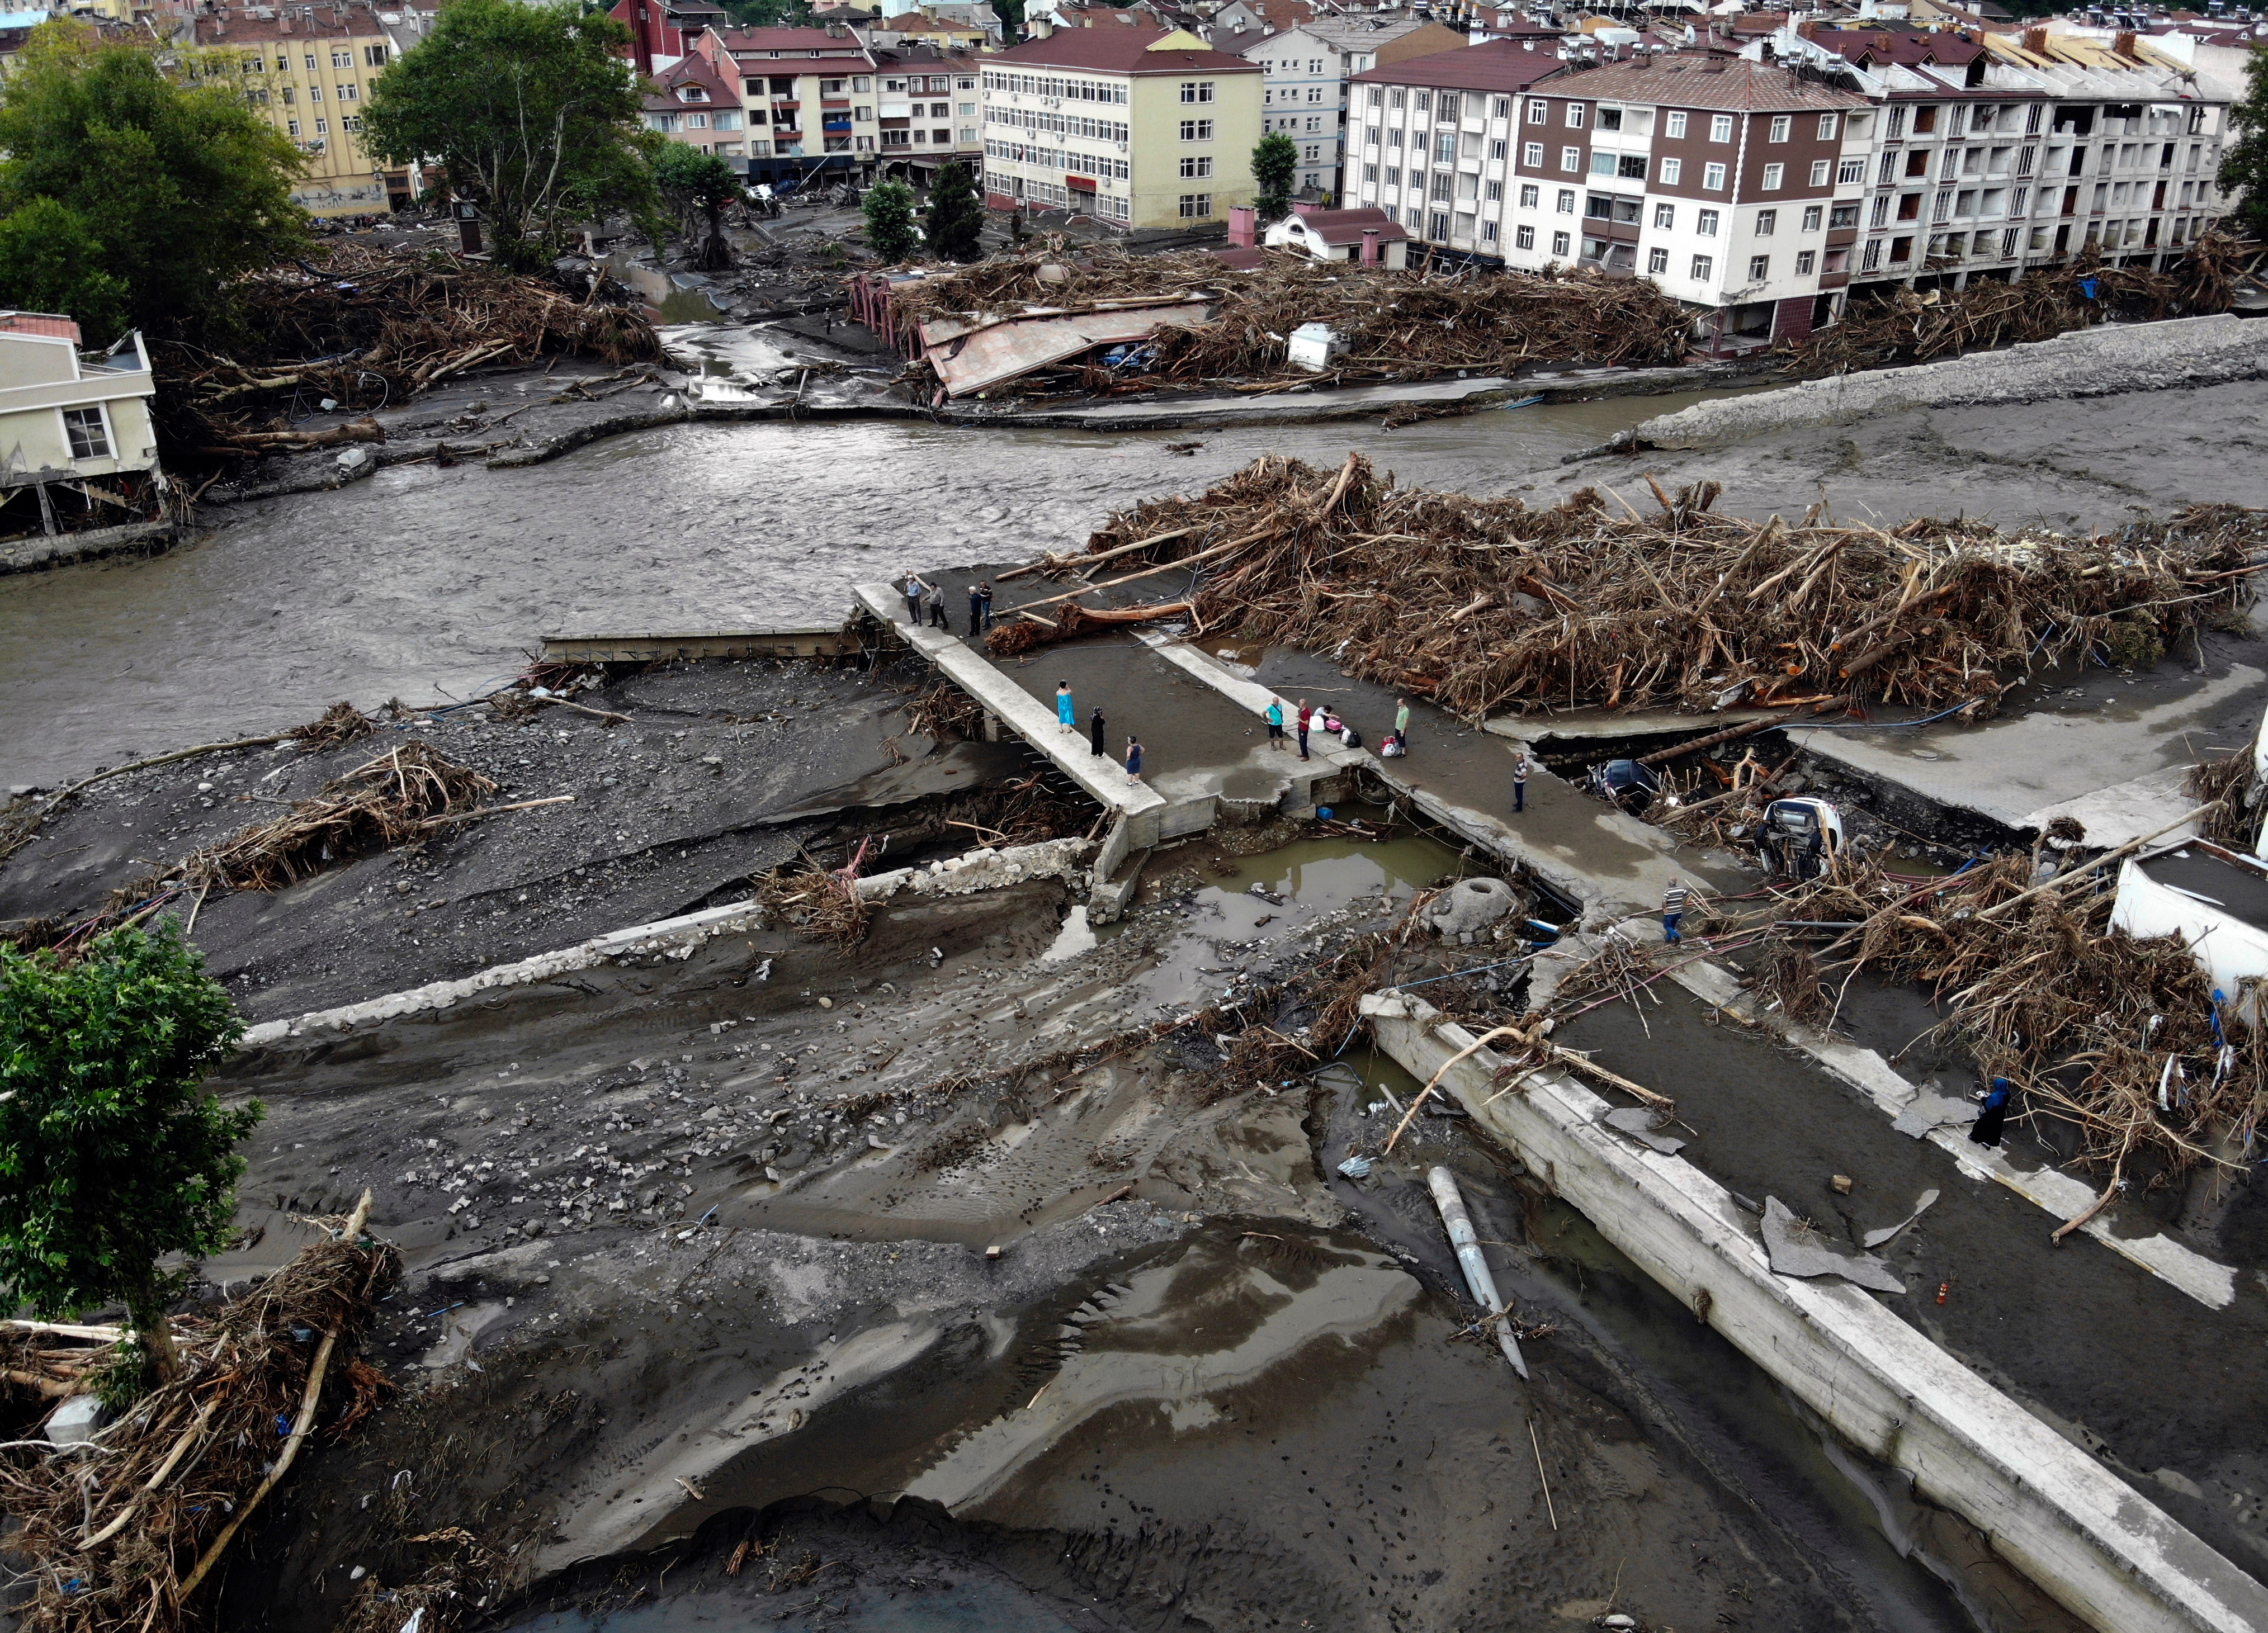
191;3;410;218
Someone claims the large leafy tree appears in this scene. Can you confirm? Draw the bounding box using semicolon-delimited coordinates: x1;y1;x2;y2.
364;0;662;272
0;924;263;1382
721;0;810;23
1253;130;1297;224
925;160;986;261
653;144;743;270
0;20;308;342
2218;46;2268;244
862;177;921;262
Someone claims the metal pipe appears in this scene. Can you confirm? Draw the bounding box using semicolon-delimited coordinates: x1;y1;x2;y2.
1427;1166;1528;1379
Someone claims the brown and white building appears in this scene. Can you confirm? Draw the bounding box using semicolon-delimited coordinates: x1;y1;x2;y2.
691;24;882;188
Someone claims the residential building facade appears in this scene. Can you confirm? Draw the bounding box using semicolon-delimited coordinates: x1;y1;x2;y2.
980;27;1261;229
0;315;160;541
642;50;747;157
692;25;883;188
190;3;407;219
870;45;984;186
1237;18;1465;203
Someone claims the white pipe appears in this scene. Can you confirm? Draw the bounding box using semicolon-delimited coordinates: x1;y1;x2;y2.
1426;1165;1528;1379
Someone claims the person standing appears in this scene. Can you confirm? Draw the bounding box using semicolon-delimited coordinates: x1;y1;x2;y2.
1395;696;1412;753
1662;877;1690;944
968;580;985;633
925;581;950;630
1124;735;1144;783
1264;697;1286;750
1969;1077;2013;1148
1056;680;1078;733
1295;699;1312;761
979;581;996;631
1089;706;1106;758
901;571;927;626
1513;750;1532;813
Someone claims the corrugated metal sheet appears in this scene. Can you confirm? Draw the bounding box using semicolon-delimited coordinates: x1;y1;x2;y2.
922;301;1212;396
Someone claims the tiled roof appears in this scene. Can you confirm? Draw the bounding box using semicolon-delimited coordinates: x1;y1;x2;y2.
1351;36;1567;92
0;312;81;343
712;25;871;51
1809;27;1984;65
192;3;388;43
994;27;1259;71
1287;205;1411;245
1548;56;1873;111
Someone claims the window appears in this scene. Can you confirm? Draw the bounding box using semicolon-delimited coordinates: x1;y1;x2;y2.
1710;113;1732;143
1429;211;1449;238
1431;172;1452;202
1490;139;1506;159
1414;92;1430;114
1913;105;1938;134
1366;124;1379;148
1768;115;1791;143
1527;97;1547;124
1386;167;1401;186
1756;162;1782;190
1837;158;1864;187
1749;253;1769;280
61;406;110;460
1178;192;1212;217
1590;151;1614;176
1690;253;1713;280
1818;113;1839;141
303;51;316;70
1179;81;1214;103
1485;179;1501;201
686;111;708;127
1652;201;1674;228
1180;155;1211;178
1519;184;1537;207
1598;107;1622;131
1482;220;1499;243
1641;246;1665;275
1439;93;1459;122
1696;209;1718;236
1515;224;1535;249
1551;229;1570;256
1566;103;1584;129
1703;163;1726;191
1363;163;1378;183
1179;119;1213;141
1560;146;1580;172
1830;201;1859;229
363;44;386;66
1523;141;1543;167
1437;130;1456;163
1492;97;1510;119
1808;159;1828;187
286;117;301;136
1754;209;1775;235
307;83;323;102
1659;156;1681;185
1795;249;1816;274
314;116;328;134
1556;188;1575;213
342;113;362;131
1618;155;1646;179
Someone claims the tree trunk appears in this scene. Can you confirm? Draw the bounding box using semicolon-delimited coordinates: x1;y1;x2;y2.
125;1287;183;1383
698;200;733;272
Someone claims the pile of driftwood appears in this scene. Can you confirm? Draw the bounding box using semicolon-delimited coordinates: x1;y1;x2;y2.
879;240;1695;394
1787;232;2250;375
0;1197;396;1633
160;242;662;454
993;454;2268;719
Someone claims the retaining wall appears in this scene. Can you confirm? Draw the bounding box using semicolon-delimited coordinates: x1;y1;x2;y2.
1363;991;2268;1633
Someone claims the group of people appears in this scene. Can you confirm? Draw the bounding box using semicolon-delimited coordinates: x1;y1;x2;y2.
1248;695;1423;761
1052;682;1142;782
901;571;995;636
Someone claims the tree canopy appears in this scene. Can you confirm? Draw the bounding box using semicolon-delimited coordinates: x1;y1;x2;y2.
0;924;262;1380
363;0;662;271
654;144;743;269
0;20;309;343
2218;47;2268;244
1253;131;1298;223
924;162;986;261
863;176;922;262
721;0;811;24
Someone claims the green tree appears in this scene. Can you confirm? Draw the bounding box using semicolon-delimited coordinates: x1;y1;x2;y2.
991;0;1026;34
1253;130;1298;224
722;0;811;23
863;176;921;262
2218;46;2268;244
653;144;743;269
0;20;308;342
924;161;986;261
363;0;662;272
0;924;263;1382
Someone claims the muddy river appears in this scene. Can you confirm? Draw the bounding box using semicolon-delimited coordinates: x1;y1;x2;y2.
0;393;1730;789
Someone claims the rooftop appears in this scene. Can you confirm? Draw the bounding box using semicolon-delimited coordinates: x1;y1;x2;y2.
191;3;389;43
0;312;81;344
1547;55;1875;111
1350;36;1570;92
993;26;1260;72
1285;204;1412;245
710;23;872;54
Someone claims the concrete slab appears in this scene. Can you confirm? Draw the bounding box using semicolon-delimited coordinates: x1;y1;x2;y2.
1365;992;2268;1633
852;582;1167;822
1485;706;1787;742
1060;374;1518;425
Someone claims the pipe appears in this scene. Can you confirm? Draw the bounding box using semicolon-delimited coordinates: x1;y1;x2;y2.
1427;1166;1528;1379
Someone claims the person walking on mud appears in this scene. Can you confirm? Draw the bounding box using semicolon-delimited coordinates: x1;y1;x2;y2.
1264;697;1287;750
1970;1077;2014;1148
1056;680;1078;735
1296;699;1313;761
968;580;985;633
979;581;996;631
1089;706;1106;758
1513;749;1532;813
901;571;928;626
1124;735;1144;784
1662;877;1690;944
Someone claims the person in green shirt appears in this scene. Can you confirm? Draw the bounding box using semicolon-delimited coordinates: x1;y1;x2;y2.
1395;696;1412;753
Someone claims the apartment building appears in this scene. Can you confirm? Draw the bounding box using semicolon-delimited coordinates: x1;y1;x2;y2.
190;3;407;218
980;27;1261;229
870;42;984;187
642;51;748;157
1237;18;1465;203
691;25;882;188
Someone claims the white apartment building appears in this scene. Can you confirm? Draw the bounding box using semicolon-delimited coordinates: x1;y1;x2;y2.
1236;18;1465;203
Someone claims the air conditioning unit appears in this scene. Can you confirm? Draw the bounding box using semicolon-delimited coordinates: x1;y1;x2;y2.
1117;139;1128;152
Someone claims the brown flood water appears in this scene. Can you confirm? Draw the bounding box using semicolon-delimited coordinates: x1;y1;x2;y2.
0;393;1741;789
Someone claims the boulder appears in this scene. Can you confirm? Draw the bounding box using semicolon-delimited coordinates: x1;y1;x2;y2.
1423;877;1520;944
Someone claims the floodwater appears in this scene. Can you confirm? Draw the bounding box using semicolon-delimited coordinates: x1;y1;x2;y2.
0;387;1743;789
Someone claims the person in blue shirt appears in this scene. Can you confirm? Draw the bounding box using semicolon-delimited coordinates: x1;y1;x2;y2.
1124;736;1144;783
1056;681;1076;733
1970;1077;2013;1148
1264;697;1286;750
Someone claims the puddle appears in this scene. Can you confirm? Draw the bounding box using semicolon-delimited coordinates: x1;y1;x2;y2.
1038;903;1095;963
660;321;827;390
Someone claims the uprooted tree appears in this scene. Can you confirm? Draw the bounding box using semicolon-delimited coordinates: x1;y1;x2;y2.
0;922;262;1383
362;0;662;272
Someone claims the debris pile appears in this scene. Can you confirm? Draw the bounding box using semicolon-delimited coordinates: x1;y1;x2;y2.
1786;233;2251;375
874;242;1695;396
0;1199;397;1633
996;454;2268;720
160;242;662;453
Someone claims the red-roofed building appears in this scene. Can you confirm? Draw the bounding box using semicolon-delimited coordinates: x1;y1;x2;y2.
1263;202;1413;266
692;24;883;186
979;27;1263;229
642;50;748;158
